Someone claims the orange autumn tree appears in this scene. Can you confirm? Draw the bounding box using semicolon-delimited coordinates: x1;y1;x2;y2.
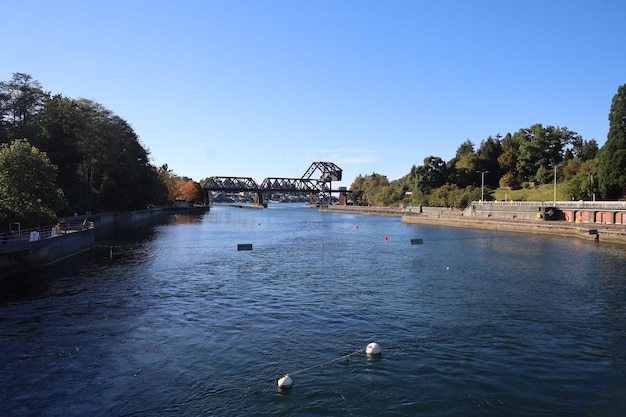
175;179;204;203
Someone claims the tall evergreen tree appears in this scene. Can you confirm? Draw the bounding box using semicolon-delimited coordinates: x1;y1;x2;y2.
597;84;626;199
0;73;49;143
477;135;503;186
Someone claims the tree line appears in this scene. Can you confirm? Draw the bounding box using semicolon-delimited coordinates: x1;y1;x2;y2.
350;84;626;208
0;73;204;229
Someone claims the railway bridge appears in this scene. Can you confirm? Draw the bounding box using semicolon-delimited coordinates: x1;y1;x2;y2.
201;161;349;207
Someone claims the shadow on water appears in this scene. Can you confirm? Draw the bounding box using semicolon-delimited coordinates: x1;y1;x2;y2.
0;213;207;302
0;249;97;301
95;213;206;265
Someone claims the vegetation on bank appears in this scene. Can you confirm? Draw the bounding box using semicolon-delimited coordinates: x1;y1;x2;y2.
0;73;204;229
2;72;625;228
350;83;626;208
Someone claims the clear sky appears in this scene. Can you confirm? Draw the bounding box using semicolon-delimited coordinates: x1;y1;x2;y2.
3;0;625;187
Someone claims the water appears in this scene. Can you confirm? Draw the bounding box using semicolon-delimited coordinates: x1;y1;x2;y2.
1;204;625;416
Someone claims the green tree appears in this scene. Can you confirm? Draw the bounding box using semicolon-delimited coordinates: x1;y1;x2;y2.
0;73;49;143
447;140;476;188
455;139;475;161
156;164;177;204
349;173;389;206
597;84;626;199
498;133;520;187
580;139;599;161
0;139;67;228
515;124;579;184
476;135;503;186
67;99;161;212
565;160;597;201
420;156;447;189
429;184;481;208
40;94;89;213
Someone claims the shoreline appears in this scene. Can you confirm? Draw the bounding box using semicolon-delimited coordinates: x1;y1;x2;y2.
320;205;626;246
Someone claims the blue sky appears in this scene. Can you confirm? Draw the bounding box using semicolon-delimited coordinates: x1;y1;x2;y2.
3;0;625;187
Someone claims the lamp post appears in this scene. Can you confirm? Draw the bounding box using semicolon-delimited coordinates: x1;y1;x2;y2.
553;165;558;206
36;198;42;226
477;171;489;203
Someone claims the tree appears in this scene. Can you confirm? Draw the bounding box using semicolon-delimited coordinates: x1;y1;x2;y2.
447;140;477;187
40;94;89;213
349;173;389;206
476;135;503;186
455;139;475;161
65;99;161;212
498;133;522;188
175;179;204;203
0;73;49;143
0;139;67;228
422;156;447;189
580;139;599;161
597;84;626;199
515;124;579;184
156;164;177;204
565;160;596;201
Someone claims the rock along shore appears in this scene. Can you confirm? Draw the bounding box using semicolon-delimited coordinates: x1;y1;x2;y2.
320;205;626;246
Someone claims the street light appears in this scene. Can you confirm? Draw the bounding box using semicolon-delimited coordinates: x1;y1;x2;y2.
477;171;489;203
36;198;42;226
552;164;559;206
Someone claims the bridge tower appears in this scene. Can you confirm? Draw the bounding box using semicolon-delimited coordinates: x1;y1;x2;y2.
300;162;342;207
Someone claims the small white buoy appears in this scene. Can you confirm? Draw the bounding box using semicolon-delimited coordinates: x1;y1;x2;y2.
277;374;293;388
365;342;381;356
446;266;450;271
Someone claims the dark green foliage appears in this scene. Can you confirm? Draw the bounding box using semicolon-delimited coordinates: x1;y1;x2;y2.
514;124;580;184
0;73;48;143
476;136;503;186
597;84;626;199
352;122;604;207
0;139;67;228
0;73;177;225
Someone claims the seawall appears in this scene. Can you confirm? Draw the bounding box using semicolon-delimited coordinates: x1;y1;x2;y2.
59;205;210;232
321;205;626;246
319;205;405;216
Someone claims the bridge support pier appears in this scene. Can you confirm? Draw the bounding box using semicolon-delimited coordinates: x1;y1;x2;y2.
254;193;265;207
338;191;348;205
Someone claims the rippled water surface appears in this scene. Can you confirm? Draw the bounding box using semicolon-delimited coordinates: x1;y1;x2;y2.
2;204;626;416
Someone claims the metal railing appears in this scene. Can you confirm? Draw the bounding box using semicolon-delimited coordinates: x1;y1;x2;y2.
471;201;626;209
0;220;94;254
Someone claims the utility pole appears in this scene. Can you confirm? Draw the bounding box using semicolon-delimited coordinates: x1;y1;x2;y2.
477;171;489;203
553;165;557;206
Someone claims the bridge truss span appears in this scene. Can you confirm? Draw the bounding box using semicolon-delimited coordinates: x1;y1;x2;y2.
202;162;348;207
202;177;258;192
259;178;318;193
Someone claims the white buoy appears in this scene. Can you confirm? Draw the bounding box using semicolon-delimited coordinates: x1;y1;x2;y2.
277;374;293;388
365;342;381;356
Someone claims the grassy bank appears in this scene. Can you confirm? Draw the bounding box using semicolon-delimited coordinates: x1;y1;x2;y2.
492;184;568;202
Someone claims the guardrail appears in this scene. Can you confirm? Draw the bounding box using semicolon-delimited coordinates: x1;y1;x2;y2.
0;220;94;254
470;201;626;210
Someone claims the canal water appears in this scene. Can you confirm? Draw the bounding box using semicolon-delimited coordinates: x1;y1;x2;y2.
1;204;625;416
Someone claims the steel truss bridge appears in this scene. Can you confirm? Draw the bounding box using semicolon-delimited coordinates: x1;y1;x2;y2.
202;162;347;206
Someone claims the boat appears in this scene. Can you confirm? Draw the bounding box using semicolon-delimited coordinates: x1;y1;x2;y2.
0;220;95;278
